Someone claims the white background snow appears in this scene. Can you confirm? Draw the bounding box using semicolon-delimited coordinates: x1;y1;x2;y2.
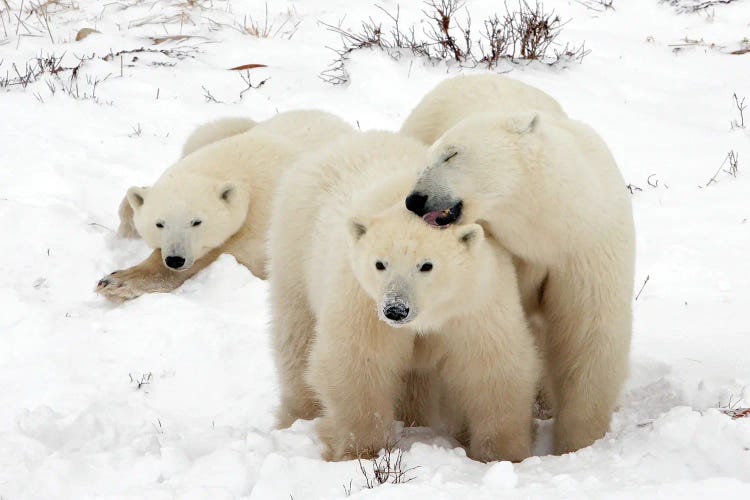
1;0;749;498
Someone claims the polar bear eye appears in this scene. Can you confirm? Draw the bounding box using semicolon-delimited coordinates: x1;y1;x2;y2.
191;219;202;227
419;262;433;272
155;222;164;229
375;261;387;271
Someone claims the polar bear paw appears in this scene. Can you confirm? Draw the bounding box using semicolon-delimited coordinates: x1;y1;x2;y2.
95;267;175;302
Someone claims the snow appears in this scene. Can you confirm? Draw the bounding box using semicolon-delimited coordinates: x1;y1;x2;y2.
1;0;749;498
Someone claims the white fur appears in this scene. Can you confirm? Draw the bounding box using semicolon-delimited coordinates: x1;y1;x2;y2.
267;131;540;462
126;110;353;276
181;117;256;157
408;97;635;454
400;74;566;145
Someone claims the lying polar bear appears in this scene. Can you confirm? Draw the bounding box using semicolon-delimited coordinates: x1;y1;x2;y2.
96;110;352;301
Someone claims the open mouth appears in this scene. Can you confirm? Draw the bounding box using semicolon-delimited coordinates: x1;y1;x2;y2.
422;201;462;227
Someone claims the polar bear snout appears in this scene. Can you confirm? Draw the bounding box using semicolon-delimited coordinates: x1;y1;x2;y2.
160;238;196;271
164;255;186;270
405;192;428;216
406;190;463;227
379;292;414;327
383;302;410;322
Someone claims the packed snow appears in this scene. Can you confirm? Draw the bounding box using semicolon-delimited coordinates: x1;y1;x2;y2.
1;0;749;498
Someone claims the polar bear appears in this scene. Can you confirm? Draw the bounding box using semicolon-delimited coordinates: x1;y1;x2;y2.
96;110;353;301
404;109;635;455
181;117;257;157
116;117;257;240
399;74;567;145
268;131;540;463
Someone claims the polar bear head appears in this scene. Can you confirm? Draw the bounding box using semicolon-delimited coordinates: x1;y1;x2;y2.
348;205;486;332
405;112;538;226
127;175;248;271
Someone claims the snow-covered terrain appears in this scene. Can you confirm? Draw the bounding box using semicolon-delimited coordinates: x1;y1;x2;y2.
1;0;749;498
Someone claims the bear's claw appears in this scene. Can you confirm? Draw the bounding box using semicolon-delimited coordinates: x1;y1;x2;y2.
95;271;147;301
96;275;123;290
97;277;115;288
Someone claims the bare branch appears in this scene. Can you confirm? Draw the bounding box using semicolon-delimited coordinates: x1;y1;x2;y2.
731;92;746;129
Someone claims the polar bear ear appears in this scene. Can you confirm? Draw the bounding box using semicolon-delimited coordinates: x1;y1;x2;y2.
511;113;539;135
218;183;236;204
457;223;484;250
348;218;368;242
126;186;149;211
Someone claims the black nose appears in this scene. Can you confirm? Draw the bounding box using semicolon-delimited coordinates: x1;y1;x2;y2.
165;256;186;269
384;304;410;322
405;192;428;217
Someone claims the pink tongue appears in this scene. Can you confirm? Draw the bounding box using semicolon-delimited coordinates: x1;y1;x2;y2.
422;211;444;226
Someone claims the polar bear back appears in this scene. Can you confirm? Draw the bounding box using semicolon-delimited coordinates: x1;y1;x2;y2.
400;74;567;145
253;109;353;152
155;110;353;191
277;131;427;223
156;130;300;191
181;117;256;157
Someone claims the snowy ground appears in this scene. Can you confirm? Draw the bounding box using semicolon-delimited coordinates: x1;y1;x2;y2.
1;0;749;498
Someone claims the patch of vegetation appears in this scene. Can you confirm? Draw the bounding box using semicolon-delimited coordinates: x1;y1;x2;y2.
321;0;588;85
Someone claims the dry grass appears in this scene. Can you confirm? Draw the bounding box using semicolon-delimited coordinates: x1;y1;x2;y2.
575;0;615;11
356;442;418;490
237;2;274;38
0;44;197;107
204;2;300;40
703;150;739;187
1;0;78;47
663;0;739;14
717;394;750;419
731;93;746;129
321;0;588;84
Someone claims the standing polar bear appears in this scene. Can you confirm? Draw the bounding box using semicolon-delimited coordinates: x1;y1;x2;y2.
96;110;352;301
268;131;540;463
402;76;635;455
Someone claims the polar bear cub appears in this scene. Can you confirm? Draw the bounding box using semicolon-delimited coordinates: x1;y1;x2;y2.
268;131;540;462
96;110;353;301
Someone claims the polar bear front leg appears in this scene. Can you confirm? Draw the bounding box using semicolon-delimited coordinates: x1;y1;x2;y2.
271;286;321;429
96;248;220;301
440;314;540;463
543;269;632;455
307;297;414;461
